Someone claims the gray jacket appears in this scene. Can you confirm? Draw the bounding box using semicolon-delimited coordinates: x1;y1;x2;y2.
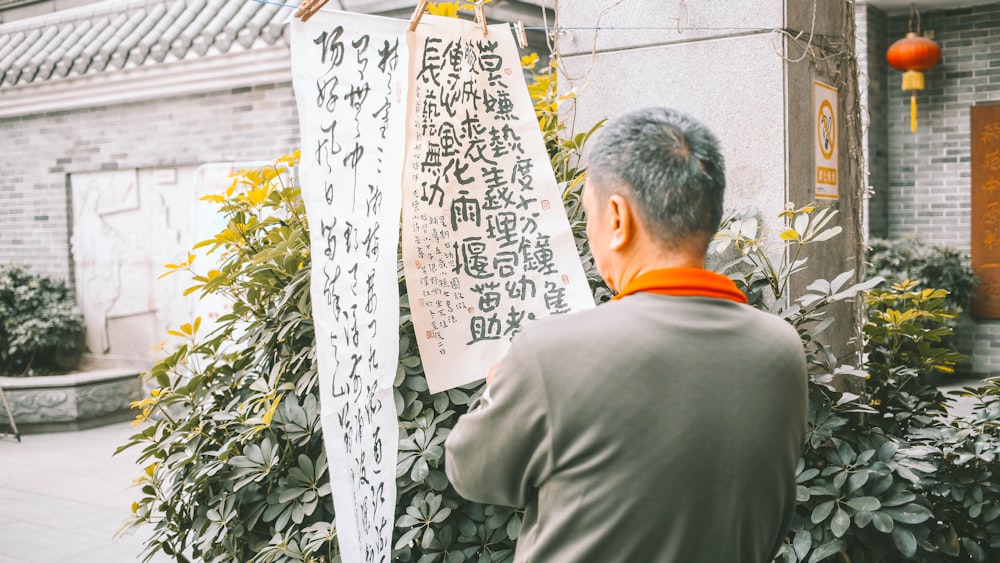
445;292;808;563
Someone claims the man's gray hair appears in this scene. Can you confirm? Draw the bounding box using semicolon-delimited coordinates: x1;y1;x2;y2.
587;107;726;250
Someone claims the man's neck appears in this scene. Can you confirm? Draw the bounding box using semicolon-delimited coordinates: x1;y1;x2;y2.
611;252;706;293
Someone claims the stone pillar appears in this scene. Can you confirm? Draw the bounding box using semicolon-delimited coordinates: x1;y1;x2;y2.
557;0;865;362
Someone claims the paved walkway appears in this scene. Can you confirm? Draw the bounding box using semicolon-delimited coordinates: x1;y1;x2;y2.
0;421;168;563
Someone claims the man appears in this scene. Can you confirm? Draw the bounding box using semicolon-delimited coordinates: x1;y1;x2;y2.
445;107;808;562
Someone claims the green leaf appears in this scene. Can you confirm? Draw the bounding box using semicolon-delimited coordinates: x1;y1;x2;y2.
846;470;870;493
882;490;915;507
811;500;836;524
792;529;812;559
411;458;429;482
506;513;522;539
960;537;986;561
421;527;436;550
854;510;874;528
846;496;881;512
885;504;932;524
831;507;850;537
891;526;917;557
807;539;844;563
431;507;452;524
796;485;811;502
395;526;422;550
872;511;894;533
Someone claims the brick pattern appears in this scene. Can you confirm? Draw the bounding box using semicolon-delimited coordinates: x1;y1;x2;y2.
857;5;890;239
866;3;1000;377
0;79;300;283
882;4;1000;252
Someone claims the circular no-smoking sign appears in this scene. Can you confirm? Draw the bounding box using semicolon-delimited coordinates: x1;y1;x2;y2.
818;99;835;160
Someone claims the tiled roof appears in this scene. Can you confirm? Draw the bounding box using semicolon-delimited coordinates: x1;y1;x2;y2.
0;0;290;87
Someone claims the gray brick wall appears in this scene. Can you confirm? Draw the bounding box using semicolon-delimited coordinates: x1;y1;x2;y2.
865;2;1000;377
0;80;300;284
882;4;1000;252
858;4;890;239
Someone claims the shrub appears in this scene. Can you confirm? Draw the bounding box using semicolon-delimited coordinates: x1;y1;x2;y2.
904;380;1000;562
715;207;939;563
716;207;1000;563
0;264;84;376
864;282;965;435
867;237;978;314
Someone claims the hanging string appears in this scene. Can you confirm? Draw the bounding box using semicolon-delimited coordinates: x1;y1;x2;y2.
909;2;921;34
250;0;824;40
771;0;817;63
251;0;846;67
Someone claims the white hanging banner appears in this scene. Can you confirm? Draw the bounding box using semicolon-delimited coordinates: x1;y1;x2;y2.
291;11;407;563
401;16;595;393
291;10;596;562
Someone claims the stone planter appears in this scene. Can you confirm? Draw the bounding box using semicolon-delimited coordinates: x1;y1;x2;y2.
0;354;149;434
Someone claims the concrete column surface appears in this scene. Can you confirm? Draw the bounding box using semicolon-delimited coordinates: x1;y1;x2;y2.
556;0;865;360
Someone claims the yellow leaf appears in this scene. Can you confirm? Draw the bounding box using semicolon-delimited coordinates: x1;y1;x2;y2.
167;329;185;338
262;394;284;426
276;152;298;165
780;229;800;241
200;194;225;203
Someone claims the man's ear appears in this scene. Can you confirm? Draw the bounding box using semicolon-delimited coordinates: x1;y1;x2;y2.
606;193;634;251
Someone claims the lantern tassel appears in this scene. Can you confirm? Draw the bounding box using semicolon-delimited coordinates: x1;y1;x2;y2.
911;94;917;133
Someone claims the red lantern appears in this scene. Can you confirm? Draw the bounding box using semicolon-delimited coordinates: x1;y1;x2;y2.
886;23;941;132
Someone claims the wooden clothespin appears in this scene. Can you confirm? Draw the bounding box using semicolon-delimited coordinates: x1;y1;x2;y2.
295;0;329;22
409;0;430;31
513;21;528;49
474;1;488;37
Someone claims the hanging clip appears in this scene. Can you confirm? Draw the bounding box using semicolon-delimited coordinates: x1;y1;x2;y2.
513;21;528;49
294;0;329;23
409;0;430;31
475;1;488;37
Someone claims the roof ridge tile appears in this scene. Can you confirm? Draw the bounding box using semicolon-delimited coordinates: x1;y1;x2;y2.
113;2;167;68
156;0;205;59
55;15;107;77
74;11;126;74
38;21;91;80
135;0;185;64
0;0;160;34
0;0;303;90
177;0;224;57
1;28;40;85
22;22;74;82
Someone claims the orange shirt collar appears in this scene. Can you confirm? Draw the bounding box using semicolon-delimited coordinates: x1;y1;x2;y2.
611;267;748;304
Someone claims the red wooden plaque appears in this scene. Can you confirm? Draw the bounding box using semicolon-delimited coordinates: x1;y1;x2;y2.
971;103;1000;318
